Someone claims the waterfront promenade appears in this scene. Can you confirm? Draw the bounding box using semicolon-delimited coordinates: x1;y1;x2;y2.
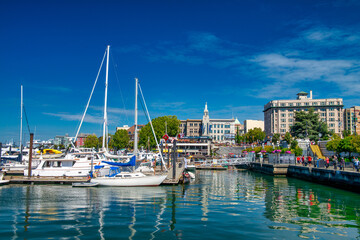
248;158;360;193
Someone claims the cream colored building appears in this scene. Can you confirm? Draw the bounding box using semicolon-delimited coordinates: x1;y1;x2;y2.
344;106;360;135
264;91;344;136
244;120;264;133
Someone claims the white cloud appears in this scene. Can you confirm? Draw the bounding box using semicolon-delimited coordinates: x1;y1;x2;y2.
43;112;104;124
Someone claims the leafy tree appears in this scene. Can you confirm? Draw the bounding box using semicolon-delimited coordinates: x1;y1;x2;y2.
284;132;292;145
245;128;266;143
272;133;280;144
112;129;130;150
290;108;329;140
342;129;352;138
338;136;354;159
352;135;360;154
326;134;341;156
139;115;180;148
294;146;303;156
290;139;298;150
84;134;99;148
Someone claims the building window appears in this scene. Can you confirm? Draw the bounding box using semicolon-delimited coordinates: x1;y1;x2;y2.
289;103;293;106
329;102;334;105
281;103;286;107
281;124;286;128
296;103;301;106
281;114;286;117
305;103;309;106
194;123;198;126
190;123;193;126
312;102;318;106
281;129;286;133
321;102;325;105
281;119;286;122
288;113;293;117
289;119;293;122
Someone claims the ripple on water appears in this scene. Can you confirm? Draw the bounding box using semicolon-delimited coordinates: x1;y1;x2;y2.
0;171;360;239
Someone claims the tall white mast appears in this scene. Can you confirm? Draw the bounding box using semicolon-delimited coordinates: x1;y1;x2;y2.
20;85;23;153
134;78;139;156
102;45;110;150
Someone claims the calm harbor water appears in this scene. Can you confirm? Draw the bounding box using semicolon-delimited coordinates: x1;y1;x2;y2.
0;170;359;239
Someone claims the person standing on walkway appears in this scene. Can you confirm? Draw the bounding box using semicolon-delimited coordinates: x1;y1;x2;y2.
302;156;305;166
352;156;356;170
340;158;344;170
355;158;359;172
333;158;337;170
308;156;312;167
325;157;330;169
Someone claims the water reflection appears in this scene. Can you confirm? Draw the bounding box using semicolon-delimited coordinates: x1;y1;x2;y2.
0;171;359;239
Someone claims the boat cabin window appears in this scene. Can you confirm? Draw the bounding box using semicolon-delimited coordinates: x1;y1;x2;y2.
124;175;131;178
116;175;123;178
53;161;62;167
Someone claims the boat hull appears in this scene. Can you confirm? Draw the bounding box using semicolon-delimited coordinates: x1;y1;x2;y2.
91;175;167;187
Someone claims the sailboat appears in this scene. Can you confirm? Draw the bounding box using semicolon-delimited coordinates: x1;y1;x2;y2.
91;45;167;186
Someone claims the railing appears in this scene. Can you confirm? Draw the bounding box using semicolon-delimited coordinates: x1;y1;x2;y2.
268;154;296;165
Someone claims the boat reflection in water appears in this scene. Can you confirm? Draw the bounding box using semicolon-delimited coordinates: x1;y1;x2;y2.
0;170;360;239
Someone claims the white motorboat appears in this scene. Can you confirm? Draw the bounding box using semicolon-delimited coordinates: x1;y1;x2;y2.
91;172;167;187
24;151;107;177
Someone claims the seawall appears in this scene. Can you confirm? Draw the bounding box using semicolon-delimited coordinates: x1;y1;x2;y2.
287;166;360;192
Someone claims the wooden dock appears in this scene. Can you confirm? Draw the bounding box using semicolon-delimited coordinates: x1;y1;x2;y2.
161;163;186;185
3;175;88;185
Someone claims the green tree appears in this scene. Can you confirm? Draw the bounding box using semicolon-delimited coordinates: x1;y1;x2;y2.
139;115;180;148
351;135;360;153
326;134;341;156
246;128;266;143
284;132;292;145
342;129;352;137
84;134;99;148
337;136;354;159
290;108;329;140
294;146;303;156
112;130;130;150
272;133;280;144
290;139;298;149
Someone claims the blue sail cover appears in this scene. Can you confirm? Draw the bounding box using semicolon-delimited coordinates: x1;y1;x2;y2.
102;155;136;167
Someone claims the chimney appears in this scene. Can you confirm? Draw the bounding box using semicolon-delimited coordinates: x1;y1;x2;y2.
309;90;313;99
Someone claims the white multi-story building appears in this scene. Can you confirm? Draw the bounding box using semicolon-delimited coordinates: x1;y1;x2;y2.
264;91;344;136
244;120;264;133
202;103;236;143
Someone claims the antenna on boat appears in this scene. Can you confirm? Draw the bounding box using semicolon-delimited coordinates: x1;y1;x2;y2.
102;45;110;150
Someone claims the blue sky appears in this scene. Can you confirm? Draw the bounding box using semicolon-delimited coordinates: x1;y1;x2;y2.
1;0;360;143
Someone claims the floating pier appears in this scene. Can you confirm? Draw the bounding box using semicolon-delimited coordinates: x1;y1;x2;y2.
161;163;186;185
3;175;88;185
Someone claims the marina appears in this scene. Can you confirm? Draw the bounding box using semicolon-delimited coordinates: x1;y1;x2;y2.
1;170;360;239
1;1;360;239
